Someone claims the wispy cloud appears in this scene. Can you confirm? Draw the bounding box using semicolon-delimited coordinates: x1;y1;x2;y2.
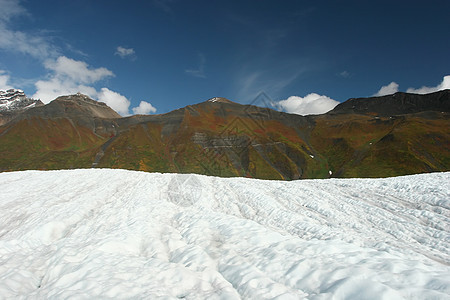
115;46;136;60
238;71;263;101
0;70;13;90
0;24;59;60
152;0;176;14
235;68;304;103
65;43;89;58
339;71;350;78
185;53;206;78
264;29;288;47
0;0;28;22
0;0;58;59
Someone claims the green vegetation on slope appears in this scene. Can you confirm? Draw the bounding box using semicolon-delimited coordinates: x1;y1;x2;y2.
0;101;448;179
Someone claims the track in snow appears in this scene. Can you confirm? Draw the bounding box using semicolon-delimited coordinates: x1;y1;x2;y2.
0;169;449;299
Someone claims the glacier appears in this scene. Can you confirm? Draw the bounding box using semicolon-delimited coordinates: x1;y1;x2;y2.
0;169;449;299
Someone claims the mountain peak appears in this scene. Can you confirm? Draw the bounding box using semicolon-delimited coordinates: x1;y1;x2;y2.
7;93;122;122
53;93;109;108
206;97;235;104
0;89;43;113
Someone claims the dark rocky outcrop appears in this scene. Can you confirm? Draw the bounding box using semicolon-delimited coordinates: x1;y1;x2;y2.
329;89;450;116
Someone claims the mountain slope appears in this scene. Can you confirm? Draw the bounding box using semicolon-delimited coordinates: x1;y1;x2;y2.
0;169;449;298
0;91;449;178
310;112;449;177
0;93;120;171
96;92;450;178
97;99;322;179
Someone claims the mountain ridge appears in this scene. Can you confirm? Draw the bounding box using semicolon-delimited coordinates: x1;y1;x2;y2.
0;90;448;179
329;89;450;116
14;93;121;120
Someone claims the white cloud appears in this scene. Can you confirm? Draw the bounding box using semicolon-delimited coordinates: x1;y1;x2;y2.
372;76;450;97
33;56;115;104
98;88;131;116
0;70;13;90
406;75;450;94
32;56;134;116
115;46;136;59
132;101;157;115
44;56;114;84
33;77;98;104
373;82;399;96
0;1;135;116
274;93;339;115
34;80;132;116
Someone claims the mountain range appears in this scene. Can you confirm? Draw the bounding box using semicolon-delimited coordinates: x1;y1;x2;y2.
0;89;449;179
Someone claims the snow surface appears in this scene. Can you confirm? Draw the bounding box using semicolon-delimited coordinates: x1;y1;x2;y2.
0;169;449;299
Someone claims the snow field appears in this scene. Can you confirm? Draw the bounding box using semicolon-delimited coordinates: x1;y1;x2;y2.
0;169;449;299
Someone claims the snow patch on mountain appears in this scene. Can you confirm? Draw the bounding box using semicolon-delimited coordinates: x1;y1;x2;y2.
207;97;233;104
0;169;449;299
0;89;43;112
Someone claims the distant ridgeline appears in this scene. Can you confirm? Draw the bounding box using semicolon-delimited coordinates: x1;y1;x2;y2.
0;90;449;179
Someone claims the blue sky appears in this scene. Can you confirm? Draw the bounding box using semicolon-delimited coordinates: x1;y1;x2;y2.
0;0;449;116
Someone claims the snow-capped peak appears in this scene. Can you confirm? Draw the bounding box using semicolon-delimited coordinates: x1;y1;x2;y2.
0;89;43;113
207;97;233;104
0;89;25;100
